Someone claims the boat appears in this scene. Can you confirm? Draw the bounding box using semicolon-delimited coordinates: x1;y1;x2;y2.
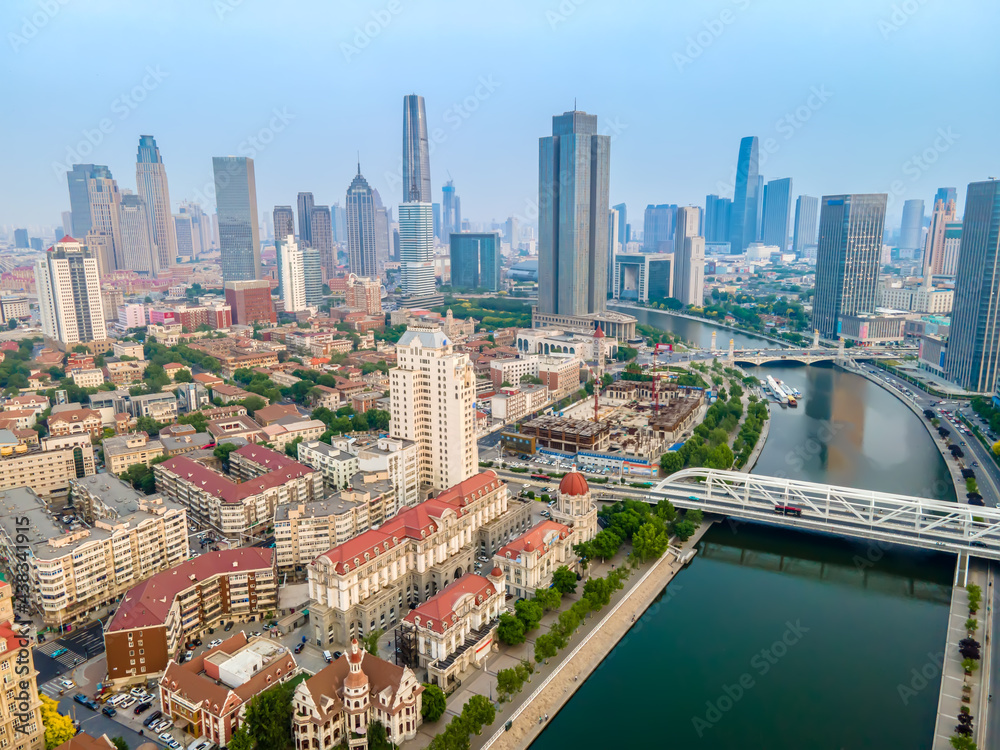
775;379;797;407
765;375;788;405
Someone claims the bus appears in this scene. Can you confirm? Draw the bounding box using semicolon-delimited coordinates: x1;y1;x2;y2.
773;505;802;517
531;474;548;481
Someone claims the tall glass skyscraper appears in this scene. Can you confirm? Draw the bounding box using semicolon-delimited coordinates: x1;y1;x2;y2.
398;202;438;303
812;194;887;339
403;94;431;203
944;180;1000;392
441;180;461;240
273;206;295;246
213;156;261;283
612;203;628;247
310;206;334;280
538;109;611;317
760;177;793;250
118;194;156;275
643;204;677;252
729;136;759;254
135;135;177;274
704;195;732;244
346;166;378;278
297;192;315;246
450;233;500;292
66;164;113;240
899;199;925;251
935;187;958;208
792;195;819;255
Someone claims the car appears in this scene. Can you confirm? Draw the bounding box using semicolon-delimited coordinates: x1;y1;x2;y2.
134;701;152;714
130;687;146;698
152;720;169;733
73;694;98;711
193;637;202;646
102;706;117;717
224;621;234;631
333;651;343;660
120;696;136;709
59;679;75;689
168;742;181;750
51;647;69;658
249;631;261;638
294;642;305;654
159;733;174;743
208;639;223;648
477;555;489;562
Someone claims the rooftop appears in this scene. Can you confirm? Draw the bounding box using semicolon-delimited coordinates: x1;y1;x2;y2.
157;445;314;503
403;572;497;634
497;519;572;560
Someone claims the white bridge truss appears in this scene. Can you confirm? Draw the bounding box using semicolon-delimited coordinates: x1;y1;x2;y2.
651;468;1000;561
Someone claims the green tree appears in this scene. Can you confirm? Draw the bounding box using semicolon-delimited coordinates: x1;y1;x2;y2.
461;694;496;735
672;519;697;541
361;627;384;656
242;395;267;414
421;683;447;722
948;735;978;750
654;499;677;523
533;632;559;662
111;738;128;750
659;451;683;473
173;368;193;383
551;565;578;594
367;721;393;750
514;598;544;631
590;529;622;562
632;521;669;562
239;678;299;750
496;667;523;700
214;442;241;466
496;612;526;646
533;587;561;612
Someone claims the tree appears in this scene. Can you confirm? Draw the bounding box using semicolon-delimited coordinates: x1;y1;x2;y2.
40;695;75;750
461;694;496;735
659;451;683;474
367;721;393;750
135;415;164;436
533;586;561;612
496;667;523;700
685;508;704;526
590;529;622;562
174;368;193;383
361;627;384;656
496;612;526;645
534;632;559;662
514;598;544;631
240;678;298;750
654;499;677;523
551;565;578;594
214;442;241;466
632;521;669;562
111;739;128;750
242;395;267;414
949;735;978;749
419;682;447;722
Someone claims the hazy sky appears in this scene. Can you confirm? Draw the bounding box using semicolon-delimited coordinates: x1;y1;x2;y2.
3;0;998;233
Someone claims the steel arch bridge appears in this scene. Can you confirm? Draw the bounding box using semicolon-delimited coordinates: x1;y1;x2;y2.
649;468;1000;562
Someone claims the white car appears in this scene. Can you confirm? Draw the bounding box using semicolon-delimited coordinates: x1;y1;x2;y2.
208;639;223;648
58;679;75;690
119;696;136;709
159;733;173;743
130;687;145;698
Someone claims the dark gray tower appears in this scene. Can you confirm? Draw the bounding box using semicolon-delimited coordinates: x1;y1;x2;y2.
402;94;432;203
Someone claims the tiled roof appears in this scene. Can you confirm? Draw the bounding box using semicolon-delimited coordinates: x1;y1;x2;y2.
48;408;101;424
157;444;313;503
52;734;115;750
497;520;571;560
297;645;416;721
403;573;497;634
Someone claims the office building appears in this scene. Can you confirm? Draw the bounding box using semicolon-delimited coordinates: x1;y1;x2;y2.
704;195;731;244
673;206;705;306
538;109;611;317
85;166;124;270
506;215;519;252
273;206;295;247
311;205;335;280
66;164;113;239
925;197;959;277
812;194;887;339
303;246;323;306
346;166;379;278
450;232;500;292
390;325;477;490
297;192;315;246
944;180;1000;392
36;238;107;350
331;203;347;243
174;212;195;261
104;548;276;686
224;279;275;325
793;195;819;255
612;202;628;248
643;204;677;253
612;253;674;302
179;202;212;258
13;229;28;249
60;211;72;239
118;193;157;274
441;181;461;241
345;275;383;315
761;178;793;250
135;135;177;273
213;156;261;283
900;199;925;251
729;136;760;254
398;202;439;305
402;94;432;203
935;187;958;208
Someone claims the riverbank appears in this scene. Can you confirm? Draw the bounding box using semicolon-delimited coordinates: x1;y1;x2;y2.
472;523;712;750
610;302;798;349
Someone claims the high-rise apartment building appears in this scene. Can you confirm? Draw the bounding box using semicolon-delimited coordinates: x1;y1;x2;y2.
277;235;308;313
273;206;295;247
346;167;379;278
944;180;1000;392
310;205;335;280
812;194;887;339
303;246;323;306
36;237;107;349
225;280;275;326
178;202;212;258
924;197;959;276
118;193;157;274
345;275;383;315
704;195;732;244
537;109;610;317
761;178;793;250
297;192;315;246
402;94;432;203
213;156;261;283
643;204;677;253
450;232;500;292
390;325;477;491
398;202;439;305
505;215;520;252
729;136;760;254
441;180;461;240
673;206;705;306
793;195;819;255
899;199;925;251
135;135;177;273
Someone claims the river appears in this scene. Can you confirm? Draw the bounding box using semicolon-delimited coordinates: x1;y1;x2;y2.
609;303;785;350
530;319;954;750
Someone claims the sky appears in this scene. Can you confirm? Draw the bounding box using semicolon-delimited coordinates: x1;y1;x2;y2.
3;0;999;234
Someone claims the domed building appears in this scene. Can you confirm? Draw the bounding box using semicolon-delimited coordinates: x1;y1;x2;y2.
552;471;598;539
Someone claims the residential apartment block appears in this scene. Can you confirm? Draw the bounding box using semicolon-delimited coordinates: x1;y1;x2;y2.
103;432;164;475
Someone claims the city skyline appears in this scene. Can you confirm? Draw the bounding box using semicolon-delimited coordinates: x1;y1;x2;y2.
4;1;995;230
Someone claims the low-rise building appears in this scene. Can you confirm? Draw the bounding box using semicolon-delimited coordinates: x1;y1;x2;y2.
297;441;359;493
291;640;423;750
252;403;304;427
311;384;342;410
112;341;145;359
519;415;611;453
159;634;299;747
71;368;105;389
104;359;146;386
0;430;95;498
161;430;215;457
207;414;265;444
2;394;49;419
275;492;376;577
103;432;164;475
47;408;102;437
104;548;276;686
260;417;325;450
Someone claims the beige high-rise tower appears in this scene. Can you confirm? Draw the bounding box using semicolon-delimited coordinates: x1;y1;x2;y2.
389;325;478;491
674;206;705;306
924;197;958;278
136;135;177;275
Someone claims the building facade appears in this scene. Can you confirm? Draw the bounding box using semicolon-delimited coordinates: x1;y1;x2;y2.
729;136;760;254
225;280;275;325
36;238;108;350
450;233;500;292
136;135;177;274
214;157;262;284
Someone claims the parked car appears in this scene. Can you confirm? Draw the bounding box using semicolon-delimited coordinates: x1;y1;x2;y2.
130;687;146;698
159;733;174;743
73;694;98;711
208;639;223;648
143;711;163;727
120;696;136;709
102;706;117;718
224;622;234;632
294;643;305;654
133;702;152;715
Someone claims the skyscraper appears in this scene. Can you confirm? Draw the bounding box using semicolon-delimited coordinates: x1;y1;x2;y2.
944;180;1000;392
398;202;438;304
935;187;958;209
66;164;110;238
346;166;378;278
13;229;28;249
303;247;323;306
673;206;705;306
174;212;195;261
704;195;732;244
178;202;211;258
607;207;621;293
450;233;500;292
402;94;431;203
297;192;315;246
273;206;295;247
277;235;307;313
36;237;107;348
135;135;177;274
118;193;156;274
924;197;958;277
792;195;819;255
761;178;793;250
86;167;124;270
643;205;677;252
390;325;478;490
537;109;610;317
729;136;760;254
755;174;765;242
330;204;347;244
812;194;887;339
899;199;925;251
612;203;628;248
60;211;72;240
441;180;461;240
213;156;261;283
505;216;520;252
432;202;441;241
310;206;334;280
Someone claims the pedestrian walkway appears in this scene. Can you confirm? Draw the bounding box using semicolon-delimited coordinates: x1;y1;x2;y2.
35;641;87;669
